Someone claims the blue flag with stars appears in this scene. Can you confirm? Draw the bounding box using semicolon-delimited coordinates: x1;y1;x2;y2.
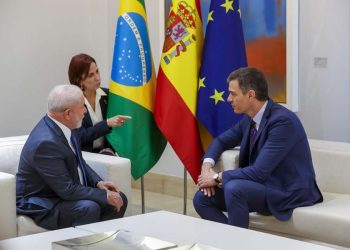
197;0;247;139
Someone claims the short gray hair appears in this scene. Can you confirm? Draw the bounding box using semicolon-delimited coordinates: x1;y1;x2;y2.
47;85;83;112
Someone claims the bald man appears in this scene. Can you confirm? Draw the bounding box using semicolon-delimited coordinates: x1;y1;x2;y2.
16;85;127;230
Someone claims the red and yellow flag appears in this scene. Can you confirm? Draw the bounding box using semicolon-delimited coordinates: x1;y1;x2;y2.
155;0;204;182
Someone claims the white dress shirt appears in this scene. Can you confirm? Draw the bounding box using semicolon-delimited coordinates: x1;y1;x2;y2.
84;88;107;150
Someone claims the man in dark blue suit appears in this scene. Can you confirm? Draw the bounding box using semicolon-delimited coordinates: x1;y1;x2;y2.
16;85;127;230
194;67;322;228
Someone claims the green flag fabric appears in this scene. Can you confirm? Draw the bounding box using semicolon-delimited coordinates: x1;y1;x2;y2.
107;0;166;180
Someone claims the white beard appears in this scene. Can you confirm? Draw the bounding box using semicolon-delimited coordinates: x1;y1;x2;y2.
75;119;82;129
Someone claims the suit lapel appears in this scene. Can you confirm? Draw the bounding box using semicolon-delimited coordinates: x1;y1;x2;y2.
100;95;108;120
99;88;108;120
45;116;84;184
44;115;79;172
44;115;71;149
83;104;93;127
242;118;251;151
238;117;252;167
250;100;273;151
84;88;108;122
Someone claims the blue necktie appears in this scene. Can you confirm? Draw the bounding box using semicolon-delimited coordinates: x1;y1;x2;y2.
249;121;257;152
70;134;88;186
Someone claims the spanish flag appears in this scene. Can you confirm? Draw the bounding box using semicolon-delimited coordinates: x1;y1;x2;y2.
107;0;166;180
155;0;204;183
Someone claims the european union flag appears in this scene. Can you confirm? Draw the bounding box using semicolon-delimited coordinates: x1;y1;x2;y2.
197;0;247;138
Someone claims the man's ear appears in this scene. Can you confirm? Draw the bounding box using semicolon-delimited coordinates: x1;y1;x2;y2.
63;108;71;120
248;89;256;99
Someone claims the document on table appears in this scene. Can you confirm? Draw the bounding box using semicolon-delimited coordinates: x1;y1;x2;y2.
52;229;177;250
173;243;222;250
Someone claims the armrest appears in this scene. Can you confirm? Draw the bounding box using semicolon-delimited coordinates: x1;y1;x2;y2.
82;152;132;216
0;172;17;239
213;149;240;173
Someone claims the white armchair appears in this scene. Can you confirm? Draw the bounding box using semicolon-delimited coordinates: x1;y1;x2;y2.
0;135;132;240
213;149;240;173
215;140;350;248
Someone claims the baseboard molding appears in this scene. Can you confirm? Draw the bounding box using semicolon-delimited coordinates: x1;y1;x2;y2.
132;172;198;199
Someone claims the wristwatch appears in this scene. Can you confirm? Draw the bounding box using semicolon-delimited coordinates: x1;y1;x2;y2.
213;172;221;184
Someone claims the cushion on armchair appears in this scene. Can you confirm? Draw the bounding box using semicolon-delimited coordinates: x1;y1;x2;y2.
0;135;132;240
0;172;17;240
217;140;350;248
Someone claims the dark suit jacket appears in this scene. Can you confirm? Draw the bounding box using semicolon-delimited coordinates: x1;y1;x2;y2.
16;115;108;221
79;88;112;152
205;100;323;221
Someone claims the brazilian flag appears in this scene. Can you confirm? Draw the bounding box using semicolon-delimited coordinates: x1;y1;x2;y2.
107;0;166;180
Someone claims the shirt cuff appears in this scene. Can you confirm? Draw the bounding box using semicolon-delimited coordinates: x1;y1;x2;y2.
203;158;215;166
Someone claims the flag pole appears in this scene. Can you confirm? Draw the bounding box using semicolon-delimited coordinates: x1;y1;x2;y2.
183;168;187;215
141;176;145;214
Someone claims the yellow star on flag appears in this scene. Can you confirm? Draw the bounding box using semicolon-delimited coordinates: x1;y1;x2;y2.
207;10;214;23
221;0;234;13
238;8;241;18
210;89;225;105
198;77;206;90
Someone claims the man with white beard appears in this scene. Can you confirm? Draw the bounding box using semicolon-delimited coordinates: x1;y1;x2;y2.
16;85;127;230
